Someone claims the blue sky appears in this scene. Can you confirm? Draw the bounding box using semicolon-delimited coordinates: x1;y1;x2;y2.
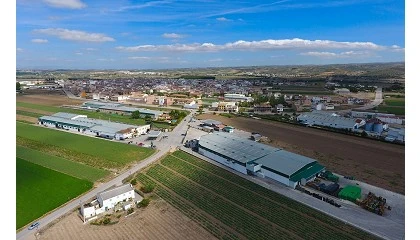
16;0;405;69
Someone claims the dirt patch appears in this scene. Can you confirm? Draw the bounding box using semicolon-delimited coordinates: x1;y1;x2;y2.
197;113;405;194
16;115;38;123
38;200;217;240
17;92;85;106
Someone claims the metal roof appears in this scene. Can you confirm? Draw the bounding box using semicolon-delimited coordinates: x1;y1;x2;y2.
97;184;133;201
297;111;357;129
51;112;85;120
39;116;95;128
198;132;278;164
40;112;143;135
82;101;163;116
202;119;222;126
148;130;161;137
255;150;317;177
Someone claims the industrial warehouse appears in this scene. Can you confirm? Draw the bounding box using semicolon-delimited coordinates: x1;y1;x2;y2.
82;101;163;120
38;112;150;140
197;132;325;188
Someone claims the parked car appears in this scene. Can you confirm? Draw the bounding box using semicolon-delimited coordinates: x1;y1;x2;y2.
28;222;40;230
137;142;144;146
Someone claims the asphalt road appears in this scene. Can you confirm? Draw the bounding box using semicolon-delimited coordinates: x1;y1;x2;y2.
16;111;194;240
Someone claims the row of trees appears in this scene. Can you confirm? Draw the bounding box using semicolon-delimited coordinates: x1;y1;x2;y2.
239;94;286;107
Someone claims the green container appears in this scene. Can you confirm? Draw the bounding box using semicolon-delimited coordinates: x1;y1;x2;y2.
338;185;361;202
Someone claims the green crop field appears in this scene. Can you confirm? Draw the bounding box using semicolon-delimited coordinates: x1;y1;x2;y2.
16;146;108;182
136;151;379;240
16;158;93;230
384;98;405;107
16;122;155;169
16;110;43;118
376;105;405;115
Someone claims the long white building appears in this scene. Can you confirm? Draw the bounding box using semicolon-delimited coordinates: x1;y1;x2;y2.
224;93;254;102
38;112;150;140
297;111;365;130
198;132;325;188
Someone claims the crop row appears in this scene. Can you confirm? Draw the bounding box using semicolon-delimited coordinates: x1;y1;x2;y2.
136;173;240;240
146;164;300;240
162;155;354;240
172;151;379;240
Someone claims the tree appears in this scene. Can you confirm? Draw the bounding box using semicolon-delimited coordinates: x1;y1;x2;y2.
16;82;21;91
131;110;140;119
130;179;137;185
145;115;152;123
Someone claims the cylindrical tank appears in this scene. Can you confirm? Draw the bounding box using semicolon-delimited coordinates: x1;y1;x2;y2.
373;123;383;133
365;122;374;131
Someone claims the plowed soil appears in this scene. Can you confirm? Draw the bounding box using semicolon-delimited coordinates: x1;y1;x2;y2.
38;200;216;240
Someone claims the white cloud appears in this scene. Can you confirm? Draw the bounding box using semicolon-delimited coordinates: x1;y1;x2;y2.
390;45;405;52
97;58;115;62
216;17;232;22
75;52;83;55
33;28;115;42
85;48;97;51
31;39;48;43
208;58;223;62
43;0;86;9
116;38;386;53
128;56;170;61
16;48;23;52
300;51;375;58
162;33;185;39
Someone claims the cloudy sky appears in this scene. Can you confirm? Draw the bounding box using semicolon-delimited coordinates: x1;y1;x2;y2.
16;0;405;69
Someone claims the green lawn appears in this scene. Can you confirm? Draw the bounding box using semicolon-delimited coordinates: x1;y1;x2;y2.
16;146;109;182
16;110;43;118
16;158;93;230
16;122;155;169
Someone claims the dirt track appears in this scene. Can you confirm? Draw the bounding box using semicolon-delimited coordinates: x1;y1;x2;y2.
197;114;405;194
39;200;216;240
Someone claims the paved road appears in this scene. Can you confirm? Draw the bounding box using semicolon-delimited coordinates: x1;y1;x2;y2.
16;112;194;240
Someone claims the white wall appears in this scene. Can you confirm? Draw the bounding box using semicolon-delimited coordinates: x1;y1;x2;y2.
199;148;247;174
260;168;290;186
100;190;135;209
81;206;96;218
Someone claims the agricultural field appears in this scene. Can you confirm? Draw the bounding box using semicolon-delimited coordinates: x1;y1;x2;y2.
16;158;92;230
38;200;217;240
135;151;380;240
16;122;155;170
16;146;108;182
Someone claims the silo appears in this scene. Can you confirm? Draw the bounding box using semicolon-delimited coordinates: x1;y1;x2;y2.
365;121;374;131
373;123;384;133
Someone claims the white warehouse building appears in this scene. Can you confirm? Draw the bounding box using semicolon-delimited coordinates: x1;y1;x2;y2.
297;111;365;130
38;112;150;140
198;133;325;188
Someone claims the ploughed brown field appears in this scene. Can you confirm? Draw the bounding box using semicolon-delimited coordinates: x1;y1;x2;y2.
17;90;85;106
197;114;405;194
38;200;216;240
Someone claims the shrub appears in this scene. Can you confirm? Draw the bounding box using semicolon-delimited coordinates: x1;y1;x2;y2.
137;198;151;208
130;179;137;185
127;208;134;215
102;217;111;225
141;183;155;193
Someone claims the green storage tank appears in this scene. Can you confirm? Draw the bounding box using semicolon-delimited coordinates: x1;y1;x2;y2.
338;185;361;203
